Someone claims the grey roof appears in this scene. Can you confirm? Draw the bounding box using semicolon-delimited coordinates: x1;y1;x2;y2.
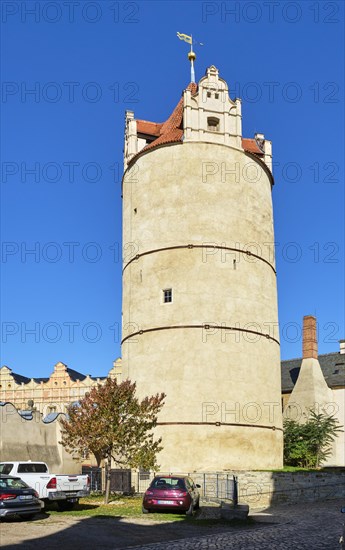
5;372;49;385
281;352;345;393
11;372;31;385
2;365;106;385
66;368;87;381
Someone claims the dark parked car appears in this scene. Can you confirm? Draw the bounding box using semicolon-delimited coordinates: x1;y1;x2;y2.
0;474;43;520
142;475;200;515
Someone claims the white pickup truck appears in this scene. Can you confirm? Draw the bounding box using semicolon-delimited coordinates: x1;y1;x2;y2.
0;461;90;510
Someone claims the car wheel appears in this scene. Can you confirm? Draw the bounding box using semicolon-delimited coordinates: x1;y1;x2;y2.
185;501;194;516
142;505;149;514
20;514;36;520
195;498;200;510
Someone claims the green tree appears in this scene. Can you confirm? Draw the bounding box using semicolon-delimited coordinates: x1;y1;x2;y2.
283;410;342;468
60;378;165;503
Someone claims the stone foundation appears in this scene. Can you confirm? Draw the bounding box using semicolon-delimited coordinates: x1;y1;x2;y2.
235;470;345;509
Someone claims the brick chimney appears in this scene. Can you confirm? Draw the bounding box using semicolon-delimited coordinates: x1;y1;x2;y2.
340;340;345;354
302;315;318;359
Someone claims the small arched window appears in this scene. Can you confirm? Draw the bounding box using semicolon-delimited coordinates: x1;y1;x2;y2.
207;117;220;132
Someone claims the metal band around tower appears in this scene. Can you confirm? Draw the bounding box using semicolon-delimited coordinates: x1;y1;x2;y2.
157;421;283;433
122;244;276;274
121;324;280;345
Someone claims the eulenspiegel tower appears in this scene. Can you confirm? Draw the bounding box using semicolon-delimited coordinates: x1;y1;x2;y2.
122;62;283;471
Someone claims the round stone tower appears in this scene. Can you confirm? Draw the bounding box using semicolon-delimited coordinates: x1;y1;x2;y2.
122;66;283;471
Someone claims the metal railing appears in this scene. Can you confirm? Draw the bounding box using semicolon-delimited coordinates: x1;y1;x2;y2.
82;466;102;492
82;467;239;504
82;466;132;493
136;471;238;504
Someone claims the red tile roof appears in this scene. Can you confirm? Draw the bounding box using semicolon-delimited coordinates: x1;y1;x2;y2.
140;97;184;152
136;120;162;137
132;83;264;158
242;138;264;155
128;83;194;158
136;83;198;154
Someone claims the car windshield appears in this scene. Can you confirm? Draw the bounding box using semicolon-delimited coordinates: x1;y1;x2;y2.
0;477;29;489
150;477;186;490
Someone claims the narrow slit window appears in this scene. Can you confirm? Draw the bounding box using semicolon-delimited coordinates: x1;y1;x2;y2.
163;289;172;303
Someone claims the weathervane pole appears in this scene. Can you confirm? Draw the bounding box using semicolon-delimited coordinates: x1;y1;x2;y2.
188;34;196;83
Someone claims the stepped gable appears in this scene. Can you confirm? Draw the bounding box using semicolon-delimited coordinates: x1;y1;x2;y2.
136;82;264;157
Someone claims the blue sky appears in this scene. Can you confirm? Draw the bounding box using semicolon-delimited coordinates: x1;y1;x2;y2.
1;1;344;378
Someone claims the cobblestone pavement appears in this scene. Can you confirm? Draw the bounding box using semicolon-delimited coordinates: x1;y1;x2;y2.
125;499;344;550
0;499;343;549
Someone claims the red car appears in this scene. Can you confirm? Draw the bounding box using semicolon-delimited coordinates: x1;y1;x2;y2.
142;475;200;515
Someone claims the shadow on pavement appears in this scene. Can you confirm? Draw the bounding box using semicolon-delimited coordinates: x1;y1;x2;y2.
2;499;343;549
0;506;253;550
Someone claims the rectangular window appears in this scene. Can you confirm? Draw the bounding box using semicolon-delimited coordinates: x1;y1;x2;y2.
17;463;48;473
207;117;220;132
163;289;172;303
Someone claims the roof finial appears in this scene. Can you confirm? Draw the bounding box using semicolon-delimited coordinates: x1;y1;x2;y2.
177;32;198;83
